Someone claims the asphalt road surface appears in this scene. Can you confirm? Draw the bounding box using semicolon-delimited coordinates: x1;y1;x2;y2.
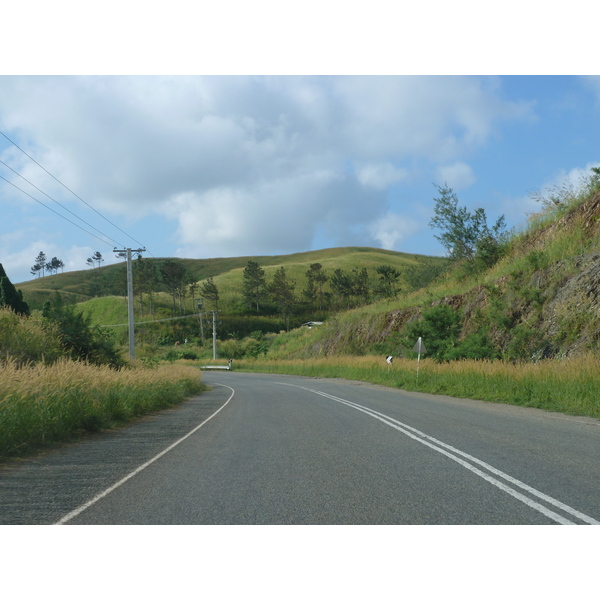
1;372;598;525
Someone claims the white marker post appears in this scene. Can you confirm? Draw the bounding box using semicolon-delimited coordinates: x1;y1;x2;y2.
412;337;427;383
386;355;393;374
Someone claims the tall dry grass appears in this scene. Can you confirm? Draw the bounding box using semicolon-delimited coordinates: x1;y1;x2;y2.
0;359;204;458
234;355;600;419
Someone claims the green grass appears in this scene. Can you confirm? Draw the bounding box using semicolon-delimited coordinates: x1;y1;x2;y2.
17;247;446;316
0;359;206;459
233;355;600;419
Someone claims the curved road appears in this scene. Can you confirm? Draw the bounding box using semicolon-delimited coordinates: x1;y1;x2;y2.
1;372;598;524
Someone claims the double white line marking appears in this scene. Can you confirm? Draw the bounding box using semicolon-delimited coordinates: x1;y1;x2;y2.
287;383;598;525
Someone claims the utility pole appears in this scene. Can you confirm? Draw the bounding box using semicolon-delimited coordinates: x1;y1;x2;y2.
212;310;217;360
196;299;217;360
114;247;146;359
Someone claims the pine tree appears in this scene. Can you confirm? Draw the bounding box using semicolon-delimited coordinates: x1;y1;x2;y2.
161;260;188;315
201;277;220;312
33;251;47;277
375;265;401;297
304;263;328;311
242;260;267;313
269;267;295;330
0;263;30;316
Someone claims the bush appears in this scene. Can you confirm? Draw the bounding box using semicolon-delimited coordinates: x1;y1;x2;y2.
402;304;462;361
42;294;125;368
444;330;500;361
0;308;63;366
504;324;549;361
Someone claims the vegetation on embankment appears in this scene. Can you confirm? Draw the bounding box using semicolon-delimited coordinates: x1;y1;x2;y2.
233;355;600;419
255;170;600;362
0;302;205;461
0;358;205;459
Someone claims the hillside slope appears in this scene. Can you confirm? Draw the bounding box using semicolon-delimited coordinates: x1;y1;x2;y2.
17;247;446;315
273;189;600;360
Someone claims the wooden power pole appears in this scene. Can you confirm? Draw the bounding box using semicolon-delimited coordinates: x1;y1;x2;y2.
114;247;146;359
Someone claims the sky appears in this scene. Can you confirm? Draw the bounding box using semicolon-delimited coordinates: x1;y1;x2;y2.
1;74;599;284
1;3;599;287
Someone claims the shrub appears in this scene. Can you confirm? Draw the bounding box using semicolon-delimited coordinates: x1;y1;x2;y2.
402;304;462;361
42;293;125;368
445;330;500;361
0;308;63;366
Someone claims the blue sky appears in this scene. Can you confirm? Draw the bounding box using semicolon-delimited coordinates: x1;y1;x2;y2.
1;75;599;284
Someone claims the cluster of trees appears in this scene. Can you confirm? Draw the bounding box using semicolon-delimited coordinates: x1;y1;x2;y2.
86;251;104;269
429;184;508;274
106;257;218;318
240;260;405;329
1;264;123;367
30;251;65;277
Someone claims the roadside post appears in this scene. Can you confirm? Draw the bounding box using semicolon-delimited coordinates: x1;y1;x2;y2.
386;355;393;374
412;337;427;384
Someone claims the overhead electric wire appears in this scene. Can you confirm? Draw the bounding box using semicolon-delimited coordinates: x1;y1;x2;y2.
0;129;153;255
0;173;117;249
101;313;201;327
0;158;125;248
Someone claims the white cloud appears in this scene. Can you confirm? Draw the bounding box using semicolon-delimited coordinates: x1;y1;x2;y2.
356;163;408;190
537;162;600;202
435;162;476;190
0;75;535;280
367;212;418;250
499;161;600;226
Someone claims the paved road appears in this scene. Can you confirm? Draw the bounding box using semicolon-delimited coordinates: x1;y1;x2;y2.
1;372;598;524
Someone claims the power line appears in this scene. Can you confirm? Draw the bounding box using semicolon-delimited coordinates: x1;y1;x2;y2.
101;313;201;328
0;173;117;249
0;129;152;254
0;157;126;248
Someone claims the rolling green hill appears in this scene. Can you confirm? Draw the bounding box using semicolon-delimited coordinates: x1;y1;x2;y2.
267;181;600;361
17;247;446;312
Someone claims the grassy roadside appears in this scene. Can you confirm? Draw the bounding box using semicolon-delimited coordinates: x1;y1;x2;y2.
232;355;600;420
0;359;205;460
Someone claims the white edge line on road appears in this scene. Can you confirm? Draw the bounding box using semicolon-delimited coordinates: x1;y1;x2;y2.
330;395;600;526
274;381;598;525
54;384;235;525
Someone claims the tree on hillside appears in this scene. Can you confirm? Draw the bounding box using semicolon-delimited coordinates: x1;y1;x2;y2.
161;260;188;315
269;267;296;330
93;251;104;268
86;251;104;269
243;260;267;313
330;268;354;309
429;184;507;269
352;267;370;305
176;270;197;314
31;251;47;278
304;263;328;311
134;256;160;316
47;257;65;275
375;265;401;298
0;263;30;316
201;277;220;312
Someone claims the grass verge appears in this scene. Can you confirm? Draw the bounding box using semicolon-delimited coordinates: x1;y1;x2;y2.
233;355;600;419
0;359;205;459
